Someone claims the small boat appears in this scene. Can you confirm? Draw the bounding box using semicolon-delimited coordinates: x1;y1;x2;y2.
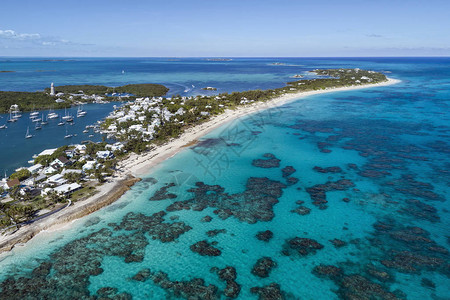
7;111;17;123
0;124;7;129
77;105;87;117
31;118;41;123
47;112;59;119
64;127;73;139
88;134;94;138
35;123;42;130
30;111;39;118
83;129;89;133
25;127;33;139
58;121;65;126
66;116;74;122
41;113;48;125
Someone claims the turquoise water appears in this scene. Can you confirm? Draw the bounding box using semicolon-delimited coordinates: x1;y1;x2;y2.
0;58;449;299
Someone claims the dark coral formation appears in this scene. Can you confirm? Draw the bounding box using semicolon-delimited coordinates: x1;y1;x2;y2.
281;166;296;178
285;177;299;186
216;266;241;298
201;215;213;222
206;229;227;237
313;265;402;300
190;240;222;256
251;257;278;278
132;268;152;282
256;230;273;242
365;264;393;282
250;282;285;300
145;270;219;299
385;175;444;201
282;237;324;256
329;238;347;248
371;219;450;276
150;182;177;201
291;205;311;216
398;199;440;223
166;177;286;224
0;227;151;298
313;166;342;173
252;153;281;168
114;211;192;242
305;179;355;209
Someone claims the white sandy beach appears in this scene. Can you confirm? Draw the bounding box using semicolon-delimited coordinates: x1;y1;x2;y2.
0;77;400;253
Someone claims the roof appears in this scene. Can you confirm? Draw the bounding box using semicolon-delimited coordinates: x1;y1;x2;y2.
38;148;58;157
57;156;69;164
54;183;81;194
7;178;20;188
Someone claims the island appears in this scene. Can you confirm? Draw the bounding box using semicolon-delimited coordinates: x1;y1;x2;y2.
0;71;16;73
205;58;232;61
0;83;169;114
0;68;398;252
201;87;217;91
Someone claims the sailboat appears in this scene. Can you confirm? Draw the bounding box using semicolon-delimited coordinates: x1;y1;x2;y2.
62;108;73;121
77;105;86;117
64;127;73;139
0;124;7;129
41;113;48;125
30;105;39;118
35;122;42;130
58;117;65;126
7;111;17;122
25;127;33;139
47;109;58;119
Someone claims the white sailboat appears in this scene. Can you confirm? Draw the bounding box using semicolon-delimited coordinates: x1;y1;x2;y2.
77;105;86;117
41;113;48;125
58;117;65;126
7;111;17;122
64;127;73;139
0;124;7;129
25;127;33;139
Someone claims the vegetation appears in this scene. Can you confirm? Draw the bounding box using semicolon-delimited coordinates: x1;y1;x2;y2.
0;91;69;113
1;83;168;113
9;169;31;181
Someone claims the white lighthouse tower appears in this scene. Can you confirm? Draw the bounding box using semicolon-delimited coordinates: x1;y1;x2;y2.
50;82;55;96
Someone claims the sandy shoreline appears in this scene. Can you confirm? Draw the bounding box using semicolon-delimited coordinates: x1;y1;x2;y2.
0;77;400;254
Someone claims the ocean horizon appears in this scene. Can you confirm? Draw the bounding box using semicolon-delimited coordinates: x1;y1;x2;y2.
0;57;449;299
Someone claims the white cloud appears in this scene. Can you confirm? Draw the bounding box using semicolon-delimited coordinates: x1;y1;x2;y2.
0;29;41;40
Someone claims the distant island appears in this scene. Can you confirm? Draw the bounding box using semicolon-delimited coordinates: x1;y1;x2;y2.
271;62;286;65
0;71;16;73
291;74;304;78
201;87;217;91
205;58;232;61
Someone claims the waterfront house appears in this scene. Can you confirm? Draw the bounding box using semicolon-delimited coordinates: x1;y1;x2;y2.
52;156;70;168
28;164;43;174
54;183;82;196
46;174;67;186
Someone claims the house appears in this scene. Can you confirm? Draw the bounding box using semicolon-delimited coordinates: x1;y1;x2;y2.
82;161;97;171
75;144;87;155
28;163;43;174
54;183;82;195
61;169;84;176
46;174;67;186
51;156;70;168
38;148;58;157
44;164;60;175
96;151;113;160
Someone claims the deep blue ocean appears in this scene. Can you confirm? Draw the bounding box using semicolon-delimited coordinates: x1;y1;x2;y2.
0;57;449;299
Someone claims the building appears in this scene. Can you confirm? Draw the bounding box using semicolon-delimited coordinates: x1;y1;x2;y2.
54;183;81;195
50;82;55;96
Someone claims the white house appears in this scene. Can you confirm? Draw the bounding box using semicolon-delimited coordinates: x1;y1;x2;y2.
82;161;97;171
96;151;113;160
28;164;43;174
54;183;82;195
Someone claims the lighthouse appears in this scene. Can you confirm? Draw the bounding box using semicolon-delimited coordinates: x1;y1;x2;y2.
50;82;55;96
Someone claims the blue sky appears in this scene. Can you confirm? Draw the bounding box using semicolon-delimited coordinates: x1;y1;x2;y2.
0;0;449;57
